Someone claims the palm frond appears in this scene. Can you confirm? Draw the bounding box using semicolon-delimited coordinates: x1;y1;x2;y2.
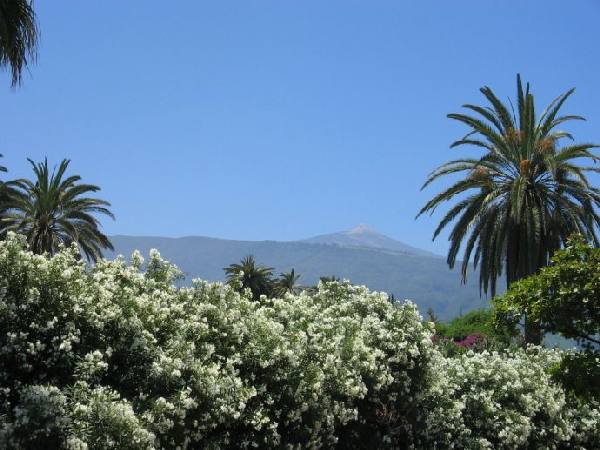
1;158;114;261
0;0;38;86
419;74;600;299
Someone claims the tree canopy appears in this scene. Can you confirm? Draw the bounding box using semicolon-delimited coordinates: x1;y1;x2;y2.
224;255;274;300
1;158;114;261
494;235;600;348
418;75;600;298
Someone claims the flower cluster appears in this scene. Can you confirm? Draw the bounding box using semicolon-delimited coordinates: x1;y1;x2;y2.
420;348;600;449
453;333;486;348
432;332;491;358
0;233;598;449
0;234;434;448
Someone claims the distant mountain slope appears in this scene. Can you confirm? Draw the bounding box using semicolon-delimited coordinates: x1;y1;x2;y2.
107;229;492;320
302;224;440;257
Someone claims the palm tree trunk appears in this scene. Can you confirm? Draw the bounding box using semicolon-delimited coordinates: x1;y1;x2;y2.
524;316;542;345
506;225;543;346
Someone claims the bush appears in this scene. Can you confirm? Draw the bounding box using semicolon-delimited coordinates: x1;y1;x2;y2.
494;236;600;400
435;309;496;339
551;351;600;400
0;234;435;448
0;233;598;449
494;235;600;349
433;309;517;356
420;347;600;449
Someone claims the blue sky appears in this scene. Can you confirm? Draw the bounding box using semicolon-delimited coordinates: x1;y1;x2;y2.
1;1;599;255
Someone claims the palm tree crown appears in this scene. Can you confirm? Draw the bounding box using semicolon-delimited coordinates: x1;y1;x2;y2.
224;255;274;300
2;158;114;261
275;268;301;296
418;75;600;296
0;0;38;86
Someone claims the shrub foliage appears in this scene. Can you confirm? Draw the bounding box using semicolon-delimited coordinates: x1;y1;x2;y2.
0;234;598;449
494;235;600;348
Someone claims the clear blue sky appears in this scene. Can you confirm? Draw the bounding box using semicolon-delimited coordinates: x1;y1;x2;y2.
1;1;599;255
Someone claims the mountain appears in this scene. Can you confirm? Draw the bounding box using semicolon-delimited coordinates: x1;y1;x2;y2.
302;224;440;257
106;226;493;320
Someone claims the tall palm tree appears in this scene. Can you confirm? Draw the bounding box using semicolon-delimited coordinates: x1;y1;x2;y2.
319;275;340;283
418;75;600;343
0;154;12;214
2;158;114;261
0;0;38;86
274;268;301;296
224;255;274;300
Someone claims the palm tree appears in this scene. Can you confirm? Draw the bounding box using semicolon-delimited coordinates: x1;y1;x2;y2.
418;75;600;344
0;154;13;214
2;158;114;261
274;268;301;296
319;275;340;283
224;255;274;300
301;275;341;295
0;0;38;86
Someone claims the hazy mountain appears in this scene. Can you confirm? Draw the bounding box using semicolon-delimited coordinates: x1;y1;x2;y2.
302;224;440;257
107;226;492;320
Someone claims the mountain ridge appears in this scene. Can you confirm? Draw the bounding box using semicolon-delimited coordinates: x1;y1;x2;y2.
112;224;441;257
301;224;441;257
106;226;491;320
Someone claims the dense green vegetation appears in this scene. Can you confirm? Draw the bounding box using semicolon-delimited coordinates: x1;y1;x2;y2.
494;236;600;349
1;159;114;262
435;308;514;343
0;157;114;262
494;236;600;400
419;75;600;344
435;308;496;339
223;255;304;300
1;236;599;449
0;0;38;86
224;255;275;300
274;268;301;296
429;308;518;358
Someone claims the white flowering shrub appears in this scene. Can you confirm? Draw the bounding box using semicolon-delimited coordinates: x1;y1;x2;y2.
0;385;70;448
420;348;600;449
0;234;434;448
0;233;599;449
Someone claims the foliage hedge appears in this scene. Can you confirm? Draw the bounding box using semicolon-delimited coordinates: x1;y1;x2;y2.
494;235;600;350
0;234;599;449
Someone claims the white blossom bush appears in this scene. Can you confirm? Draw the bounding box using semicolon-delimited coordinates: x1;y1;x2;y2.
0;233;599;449
419;348;600;449
0;234;434;448
0;385;70;448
